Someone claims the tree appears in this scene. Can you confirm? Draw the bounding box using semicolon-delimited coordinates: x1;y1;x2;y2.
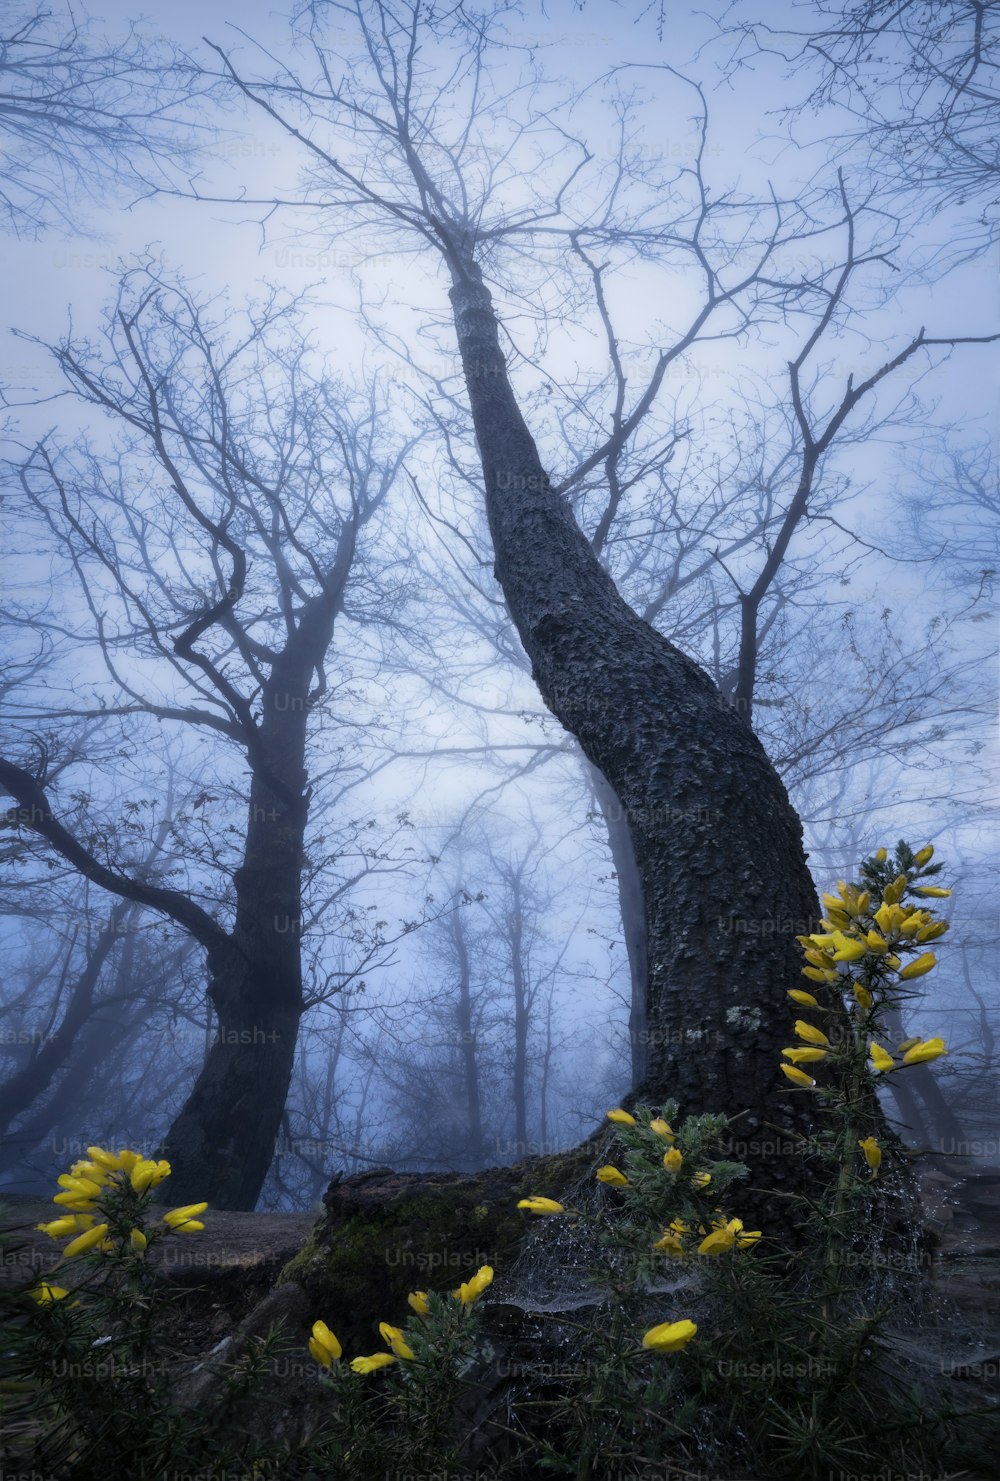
725;0;1000;251
199;0;998;1214
0;2;206;237
1;265;411;1207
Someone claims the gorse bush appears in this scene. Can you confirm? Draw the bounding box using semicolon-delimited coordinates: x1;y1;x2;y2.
2;843;996;1480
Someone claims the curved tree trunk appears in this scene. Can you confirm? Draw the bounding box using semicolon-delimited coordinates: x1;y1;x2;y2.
445;259;833;1209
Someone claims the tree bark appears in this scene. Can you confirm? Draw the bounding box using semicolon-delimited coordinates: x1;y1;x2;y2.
445;258;828;1209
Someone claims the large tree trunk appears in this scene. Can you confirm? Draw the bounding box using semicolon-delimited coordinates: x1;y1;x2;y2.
157;655;319;1208
446;259;830;1209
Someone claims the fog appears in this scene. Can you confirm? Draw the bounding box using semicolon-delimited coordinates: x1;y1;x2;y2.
1;0;996;1212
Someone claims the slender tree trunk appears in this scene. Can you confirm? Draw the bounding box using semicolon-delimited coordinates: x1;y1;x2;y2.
446;258;832;1208
508;889;530;1157
452;913;484;1168
0;902;130;1135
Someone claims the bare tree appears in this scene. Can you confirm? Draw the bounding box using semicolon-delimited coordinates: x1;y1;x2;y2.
190;0;1000;1212
0;1;208;237
725;0;1000;247
0;264;412;1206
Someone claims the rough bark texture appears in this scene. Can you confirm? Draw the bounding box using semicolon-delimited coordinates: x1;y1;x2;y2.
446;259;836;1219
586;761;648;1084
157;646;324;1209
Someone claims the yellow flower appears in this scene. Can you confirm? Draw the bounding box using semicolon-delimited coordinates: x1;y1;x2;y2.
31;1283;71;1303
606;1108;636;1126
517;1197;565;1215
865;930;889;953
780;1064;816;1087
36;1215;93;1240
68;1161;110;1186
663;1147;683;1174
869;1041;895;1074
379;1322;414;1360
63;1223;110;1259
407;1291;430;1317
852;984;873;1012
642;1319;697;1352
86;1146;123;1172
830;932;866;963
130;1228;148;1252
130;1158;171;1194
454;1265;493;1307
698;1225;737;1255
163;1202;208;1230
874;847;888;863
911;885;950;898
794;1020;830;1046
882;875;908;905
737;1228;762;1247
691;1171;712;1187
858;1137;881;1176
308;1319;342;1366
802;966;838;983
648;1119;675;1141
901;1037;948;1066
595;1165;629;1187
916;921;949;942
788;989;819;1006
913;845;934;866
669;1218;690;1235
899;952;936;980
351;1353;396;1374
782;1047;827;1064
653;1231;686;1257
51;1192;97;1212
56;1173;103;1199
116;1149;142;1172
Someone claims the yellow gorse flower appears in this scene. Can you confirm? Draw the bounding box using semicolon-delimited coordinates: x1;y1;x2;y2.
794;1020;830;1047
663;1147;683;1174
642;1319;697;1352
62;1222;110;1259
648;1119;675;1141
517;1197;565;1215
788;989;819;1007
869;1041;895;1073
31;1283;72;1303
454;1265;493;1307
595;1165;629;1187
130;1158;171;1194
407;1290;430;1317
308;1319;342;1366
606;1108;636;1126
782;1047;827;1064
901;1036;948;1065
351;1352;396;1375
163;1202;208;1232
653;1230;686;1257
858;1137;881;1177
379;1322;415;1360
781;1064;816;1087
898;952;937;980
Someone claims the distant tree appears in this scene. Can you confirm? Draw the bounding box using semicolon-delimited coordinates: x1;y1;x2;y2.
0;265;412;1207
726;0;1000;248
0;2;206;236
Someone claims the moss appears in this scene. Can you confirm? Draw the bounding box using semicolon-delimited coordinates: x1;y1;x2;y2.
279;1139;605;1346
